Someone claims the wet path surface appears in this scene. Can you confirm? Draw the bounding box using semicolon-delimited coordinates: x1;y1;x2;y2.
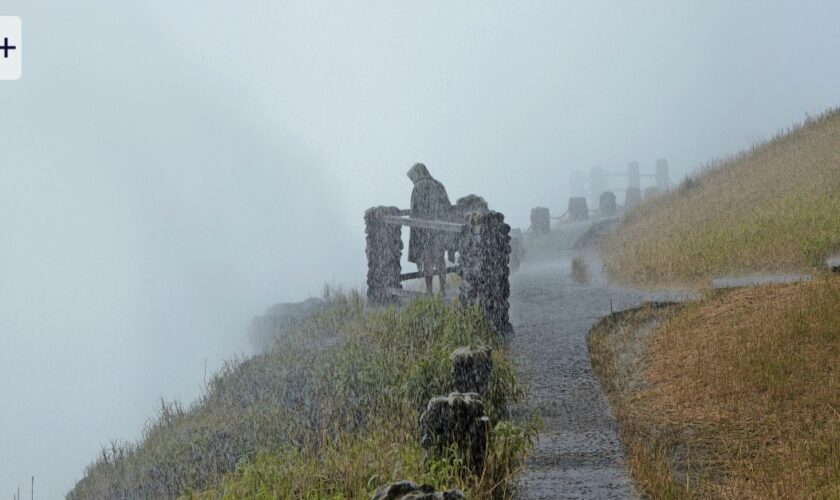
511;242;679;499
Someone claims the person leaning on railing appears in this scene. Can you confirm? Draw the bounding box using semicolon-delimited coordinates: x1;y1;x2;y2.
407;163;453;296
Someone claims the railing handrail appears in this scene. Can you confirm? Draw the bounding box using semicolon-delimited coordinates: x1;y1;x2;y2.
382;215;465;233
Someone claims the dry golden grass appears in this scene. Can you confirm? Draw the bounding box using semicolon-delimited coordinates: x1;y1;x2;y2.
601;108;840;286
590;277;840;499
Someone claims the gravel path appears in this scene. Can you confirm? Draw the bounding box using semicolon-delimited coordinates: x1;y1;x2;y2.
511;230;680;499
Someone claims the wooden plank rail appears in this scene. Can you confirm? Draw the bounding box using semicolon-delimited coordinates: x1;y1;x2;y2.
382;215;464;233
385;287;427;298
400;265;460;282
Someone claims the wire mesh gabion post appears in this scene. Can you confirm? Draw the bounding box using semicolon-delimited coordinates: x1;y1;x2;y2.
458;210;513;337
530;207;550;234
568;197;589;221
365;206;403;305
599;191;617;216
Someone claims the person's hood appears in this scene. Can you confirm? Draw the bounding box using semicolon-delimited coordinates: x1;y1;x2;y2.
407;163;432;183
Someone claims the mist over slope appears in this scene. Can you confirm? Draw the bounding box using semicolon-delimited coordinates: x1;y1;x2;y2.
0;5;356;498
601;107;840;286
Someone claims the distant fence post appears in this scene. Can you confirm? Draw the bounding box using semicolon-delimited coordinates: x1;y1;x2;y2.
365;206;403;305
568;197;589;221
458;210;513;336
530;207;550;234
599;191;617;216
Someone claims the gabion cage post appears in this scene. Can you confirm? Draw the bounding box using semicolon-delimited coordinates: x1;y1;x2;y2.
365;206;403;305
599;191;617;216
530;207;550;234
458;210;513;336
568;197;589;221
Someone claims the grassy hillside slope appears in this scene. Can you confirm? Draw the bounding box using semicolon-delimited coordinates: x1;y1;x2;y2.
69;292;530;499
590;277;840;498
602;107;840;286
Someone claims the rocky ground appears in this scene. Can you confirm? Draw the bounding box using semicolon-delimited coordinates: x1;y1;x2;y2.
511;222;680;499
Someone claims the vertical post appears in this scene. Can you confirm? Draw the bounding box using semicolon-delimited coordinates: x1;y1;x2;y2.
599;191;617;216
656;158;670;191
365;206;403;305
627;161;640;190
530;207;550;234
568;197;589;221
458;210;513;336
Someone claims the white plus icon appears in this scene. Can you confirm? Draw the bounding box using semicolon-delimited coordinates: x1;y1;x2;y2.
0;16;21;80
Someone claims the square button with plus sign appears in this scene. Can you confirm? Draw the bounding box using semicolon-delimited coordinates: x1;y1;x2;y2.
0;16;21;80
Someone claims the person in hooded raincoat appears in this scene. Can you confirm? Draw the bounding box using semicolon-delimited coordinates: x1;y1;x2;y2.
407;163;453;296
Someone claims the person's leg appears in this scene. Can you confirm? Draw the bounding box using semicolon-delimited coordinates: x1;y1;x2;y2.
437;253;447;297
423;254;434;294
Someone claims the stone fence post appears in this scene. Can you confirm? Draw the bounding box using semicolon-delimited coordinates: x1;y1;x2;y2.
365;206;403;305
451;346;493;396
599;191;617;216
568;197;589;221
530;207;550;234
458;210;512;337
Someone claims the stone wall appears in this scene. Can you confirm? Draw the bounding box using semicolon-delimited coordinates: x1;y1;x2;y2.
365;206;403;305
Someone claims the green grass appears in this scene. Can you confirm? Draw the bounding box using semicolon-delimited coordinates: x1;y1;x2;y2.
69;290;531;499
601;107;840;286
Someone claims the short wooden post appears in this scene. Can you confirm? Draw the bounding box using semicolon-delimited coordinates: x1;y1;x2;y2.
365;206;403;305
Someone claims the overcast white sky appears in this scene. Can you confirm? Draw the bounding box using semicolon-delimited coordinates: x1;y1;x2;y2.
2;1;839;497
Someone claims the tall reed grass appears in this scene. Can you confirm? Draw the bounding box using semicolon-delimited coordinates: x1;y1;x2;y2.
601;108;840;286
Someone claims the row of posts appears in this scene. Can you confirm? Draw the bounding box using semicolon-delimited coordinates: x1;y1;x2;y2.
530;184;667;234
